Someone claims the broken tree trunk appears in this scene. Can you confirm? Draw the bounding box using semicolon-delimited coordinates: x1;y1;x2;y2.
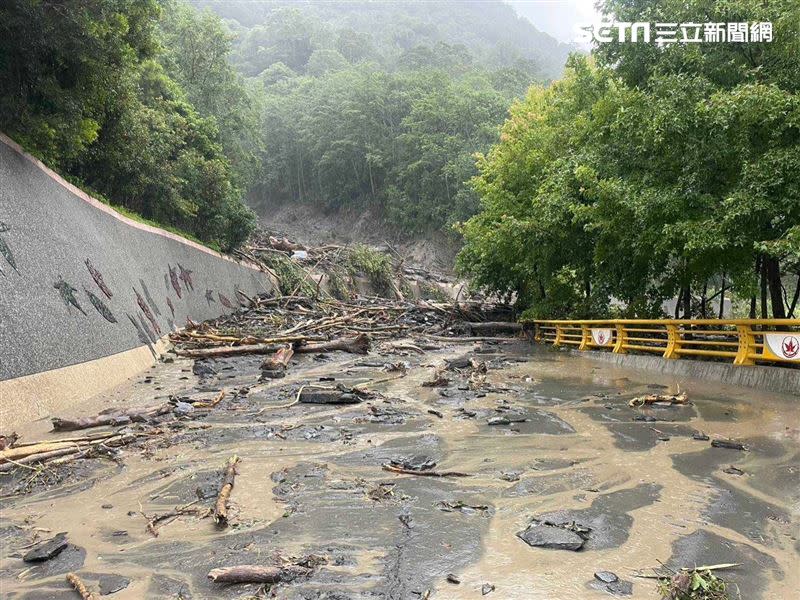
175;343;280;359
51;403;172;432
464;321;523;335
294;333;370;355
207;564;310;584
214;455;240;526
260;345;294;378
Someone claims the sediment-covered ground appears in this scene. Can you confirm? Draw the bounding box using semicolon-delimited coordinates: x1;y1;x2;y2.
1;339;798;599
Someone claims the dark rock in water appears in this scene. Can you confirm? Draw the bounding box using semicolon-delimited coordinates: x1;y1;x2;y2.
482;583;496;595
99;574;130;595
390;455;436;471
445;355;473;370
446;573;461;584
692;432;710;441
517;522;585;551
594;571;619;583
192;360;216;378
23;533;68;562
299;388;362;405
711;439;747;451
589;576;633;596
633;415;656;422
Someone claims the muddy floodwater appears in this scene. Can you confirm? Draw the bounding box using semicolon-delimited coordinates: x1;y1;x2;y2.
1;342;798;599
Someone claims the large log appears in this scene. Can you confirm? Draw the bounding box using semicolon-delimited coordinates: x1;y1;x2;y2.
294;333;370;355
175;343;280;359
51;403;172;432
214;456;240;526
208;564;310;584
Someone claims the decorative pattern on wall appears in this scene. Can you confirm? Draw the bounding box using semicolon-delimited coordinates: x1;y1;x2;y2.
54;277;87;315
0;222;18;276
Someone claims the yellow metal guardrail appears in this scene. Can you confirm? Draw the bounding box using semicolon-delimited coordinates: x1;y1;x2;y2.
528;319;800;366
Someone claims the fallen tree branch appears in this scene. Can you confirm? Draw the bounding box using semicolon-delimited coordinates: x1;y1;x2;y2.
294;333;370;355
207;564;310;584
382;464;470;478
214;455;240;527
66;572;96;599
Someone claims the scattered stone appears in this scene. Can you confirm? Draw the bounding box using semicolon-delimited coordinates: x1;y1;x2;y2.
23;533;68;562
711;439;747;451
173;401;195;416
101;504;113;509
192;360;216;379
482;583;495;595
300;388;362;405
487;416;526;426
446;573;461;584
390;455;436;472
99;574;130;595
723;465;745;476
516;522;585;551
427;409;443;418
500;471;521;482
692;432;710;441
633;415;656;422
594;571;618;584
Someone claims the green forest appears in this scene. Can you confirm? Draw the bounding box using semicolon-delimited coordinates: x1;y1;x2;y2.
458;0;800;319
0;0;566;248
1;0;797;319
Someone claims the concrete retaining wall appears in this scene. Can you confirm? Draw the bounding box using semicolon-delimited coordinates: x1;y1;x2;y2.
0;134;273;420
574;350;799;395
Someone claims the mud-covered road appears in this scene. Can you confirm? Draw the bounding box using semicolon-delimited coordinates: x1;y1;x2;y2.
1;342;798;599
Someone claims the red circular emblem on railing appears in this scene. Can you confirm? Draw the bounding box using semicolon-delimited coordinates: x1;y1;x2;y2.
597;332;606;344
782;336;799;358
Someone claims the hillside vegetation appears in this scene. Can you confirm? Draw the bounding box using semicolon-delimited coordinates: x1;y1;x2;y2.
457;0;800;319
193;0;571;236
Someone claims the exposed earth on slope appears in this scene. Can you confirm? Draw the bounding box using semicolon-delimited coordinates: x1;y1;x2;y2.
254;201;462;274
1;297;798;599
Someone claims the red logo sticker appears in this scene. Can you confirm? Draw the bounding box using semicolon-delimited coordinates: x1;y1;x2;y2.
782;336;799;359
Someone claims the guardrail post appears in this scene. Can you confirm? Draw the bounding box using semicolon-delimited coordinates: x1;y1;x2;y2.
663;323;680;359
553;324;563;347
579;323;591;350
612;323;627;354
534;323;542;343
734;325;756;365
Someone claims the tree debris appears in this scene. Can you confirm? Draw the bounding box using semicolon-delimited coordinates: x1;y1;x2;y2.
66;572;97;599
629;391;688;407
207;564;310;584
214;455;240;526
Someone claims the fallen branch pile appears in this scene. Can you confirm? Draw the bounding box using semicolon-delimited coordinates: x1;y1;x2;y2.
170;294;520;362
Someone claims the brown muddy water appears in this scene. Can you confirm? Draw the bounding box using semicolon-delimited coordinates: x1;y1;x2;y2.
1;342;798;599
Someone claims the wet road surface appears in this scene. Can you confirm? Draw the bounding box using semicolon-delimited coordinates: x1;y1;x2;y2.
1;342;798;599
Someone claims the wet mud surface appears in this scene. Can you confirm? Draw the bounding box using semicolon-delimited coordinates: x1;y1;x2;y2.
1;343;798;599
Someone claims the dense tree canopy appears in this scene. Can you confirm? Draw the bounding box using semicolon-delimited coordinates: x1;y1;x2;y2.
0;0;256;250
457;0;800;319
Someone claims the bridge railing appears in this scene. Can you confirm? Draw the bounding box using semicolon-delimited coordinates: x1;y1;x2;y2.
527;319;800;366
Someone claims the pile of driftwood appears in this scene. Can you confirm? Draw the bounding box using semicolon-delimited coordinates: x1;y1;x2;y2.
170;294;521;367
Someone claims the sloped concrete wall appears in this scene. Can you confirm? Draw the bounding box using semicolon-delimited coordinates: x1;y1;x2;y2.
0;133;272;383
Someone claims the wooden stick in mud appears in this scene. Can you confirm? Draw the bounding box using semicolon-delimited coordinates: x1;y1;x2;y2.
175;343;280;359
192;389;225;409
207;564;310;584
294;333;370;355
0;447;82;473
214;455;240;526
66;572;96;599
382;464;470;478
0;441;80;463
